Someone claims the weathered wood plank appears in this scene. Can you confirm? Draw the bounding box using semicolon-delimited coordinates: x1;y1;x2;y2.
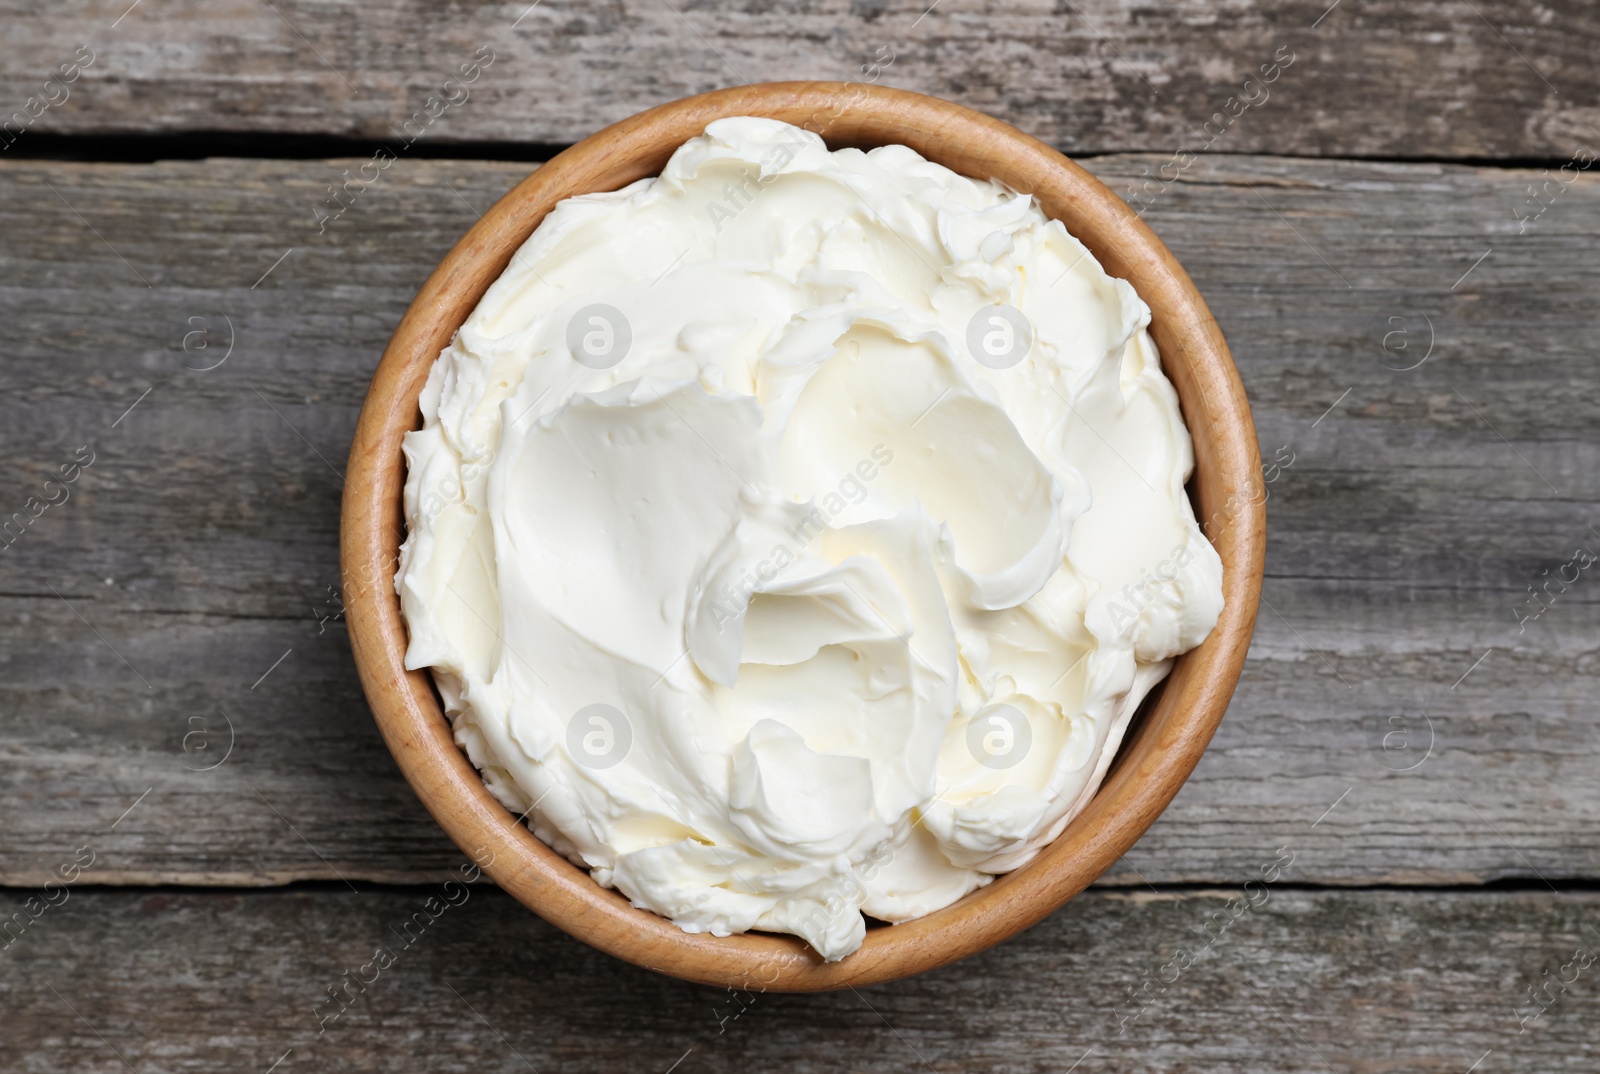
0;152;1597;886
1;1;1597;159
1;886;1596;1071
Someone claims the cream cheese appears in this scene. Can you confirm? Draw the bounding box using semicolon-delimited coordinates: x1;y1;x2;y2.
397;117;1224;960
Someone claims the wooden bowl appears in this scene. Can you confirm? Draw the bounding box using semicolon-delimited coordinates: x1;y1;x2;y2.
341;81;1266;991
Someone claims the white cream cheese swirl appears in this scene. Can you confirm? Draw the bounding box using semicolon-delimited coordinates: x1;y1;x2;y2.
397;117;1223;960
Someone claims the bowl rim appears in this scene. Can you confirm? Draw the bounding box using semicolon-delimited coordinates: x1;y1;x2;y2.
340;80;1266;992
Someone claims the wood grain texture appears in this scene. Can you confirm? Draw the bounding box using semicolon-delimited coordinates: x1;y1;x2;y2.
1;149;1597;892
2;885;1598;1071
1;1;1598;160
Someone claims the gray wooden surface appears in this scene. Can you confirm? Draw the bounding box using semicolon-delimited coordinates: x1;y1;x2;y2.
2;1;1598;159
4;887;1599;1071
2;2;1598;1070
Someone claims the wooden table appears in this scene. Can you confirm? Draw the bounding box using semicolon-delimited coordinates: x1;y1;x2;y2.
2;2;1597;1070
